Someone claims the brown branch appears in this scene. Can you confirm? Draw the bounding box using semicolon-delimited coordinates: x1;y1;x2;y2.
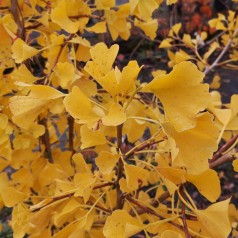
116;124;124;209
204;28;238;75
68;116;75;154
210;134;238;163
179;187;192;238
10;0;25;39
209;152;237;169
125;194;183;231
39;117;53;163
30;182;114;212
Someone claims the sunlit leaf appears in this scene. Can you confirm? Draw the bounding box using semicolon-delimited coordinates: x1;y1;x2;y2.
163;112;219;174
186;169;221;202
194;198;231;238
95;151;120;174
12;38;39;63
84;42;119;79
102;103;126;126
51;0;79;33
144;61;210;131
103;210;144;238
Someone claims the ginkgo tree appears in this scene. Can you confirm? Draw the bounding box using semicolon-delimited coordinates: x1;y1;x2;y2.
0;0;238;237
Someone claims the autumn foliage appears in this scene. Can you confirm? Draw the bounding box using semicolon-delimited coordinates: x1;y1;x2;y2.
0;0;238;237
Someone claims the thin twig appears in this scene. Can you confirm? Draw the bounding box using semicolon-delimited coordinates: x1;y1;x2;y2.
39;117;53;163
116;124;124;209
30;182;114;212
210;134;238;162
204;28;238;75
68;116;75;154
179;187;192;238
125;194;183;230
209;152;237;169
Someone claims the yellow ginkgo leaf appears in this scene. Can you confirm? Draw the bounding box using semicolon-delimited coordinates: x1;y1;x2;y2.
0;21;14;68
167;0;178;4
51;0;79;33
54;199;81;227
124;164;149;191
91;60;141;96
95;151;120;174
1;187;27;207
51;62;75;89
84;42;119;79
103;210;144;238
29;85;65;99
72;153;90;174
11;64;37;84
157;167;186;185
186;169;221;202
74;173;96;203
86;21;107;33
194;198;231;238
163;112;219;174
95;0;115;9
144;61;210;131
232;159;238;172
161;230;183;238
102;103;126;126
130;0;159;21
9;96;49;129
63;86;99;125
135;19;158;40
80;125;107;149
12;38;39;63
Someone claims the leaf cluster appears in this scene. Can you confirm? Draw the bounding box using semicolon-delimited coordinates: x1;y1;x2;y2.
0;0;238;238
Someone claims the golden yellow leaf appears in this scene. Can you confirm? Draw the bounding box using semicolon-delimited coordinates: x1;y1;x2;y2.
86;21;107;33
186;169;221;202
80;125;107;149
72;153;90;174
161;230;183;238
102;103;126;126
1;187;27;207
0;21;14;68
74;173;96;203
12;38;39;63
167;0;178;4
9;96;49;128
53;198;81;227
103;210;144;238
63;86;99;125
163;112;219;174
95;151;120;174
84;42;119;79
144;61;210;131
51;62;75;89
157;167;186;185
91;60;141;96
95;0;115;9
210;74;221;89
131;0;159;21
232;159;238;172
135;19;158;40
195;198;231;238
11;65;37;84
124;164;149;191
51;0;79;33
169;23;182;36
159;39;173;48
29;85;65;99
